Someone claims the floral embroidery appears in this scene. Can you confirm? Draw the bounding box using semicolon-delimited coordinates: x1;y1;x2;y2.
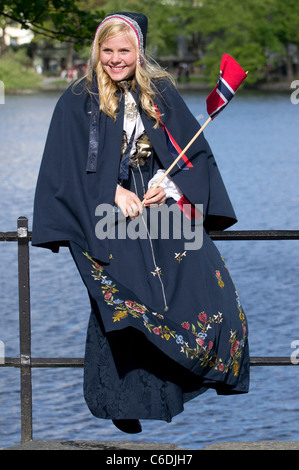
181;311;220;363
113;310;128;321
179;309;246;376
151;267;162;277
215;270;225;288
83;251;247;377
152;325;173;340
152;312;165;320
175;251;186;263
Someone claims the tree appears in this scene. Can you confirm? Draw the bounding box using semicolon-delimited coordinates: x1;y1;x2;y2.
266;0;299;79
178;0;299;84
0;0;105;48
1;0;298;84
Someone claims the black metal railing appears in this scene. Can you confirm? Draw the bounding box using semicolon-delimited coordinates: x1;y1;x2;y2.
1;216;299;444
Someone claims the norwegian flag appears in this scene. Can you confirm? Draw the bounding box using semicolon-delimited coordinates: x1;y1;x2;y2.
206;54;247;119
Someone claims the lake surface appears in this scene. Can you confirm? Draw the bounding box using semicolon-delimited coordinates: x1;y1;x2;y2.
0;87;299;449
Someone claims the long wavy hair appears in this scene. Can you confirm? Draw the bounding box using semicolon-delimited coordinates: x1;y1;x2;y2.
84;19;175;128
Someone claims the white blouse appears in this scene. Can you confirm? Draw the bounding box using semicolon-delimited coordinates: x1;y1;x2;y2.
123;91;183;201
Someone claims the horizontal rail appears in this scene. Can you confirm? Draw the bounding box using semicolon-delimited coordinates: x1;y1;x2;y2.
209;230;299;241
1;357;297;368
2;358;84;368
1;229;299;242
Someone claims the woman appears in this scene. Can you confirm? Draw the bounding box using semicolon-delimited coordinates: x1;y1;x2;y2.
32;12;249;434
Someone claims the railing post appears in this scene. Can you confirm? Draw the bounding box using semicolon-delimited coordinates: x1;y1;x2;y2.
17;216;33;443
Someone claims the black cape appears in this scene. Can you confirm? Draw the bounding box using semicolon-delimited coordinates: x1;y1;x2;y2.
32;79;249;421
32;78;237;262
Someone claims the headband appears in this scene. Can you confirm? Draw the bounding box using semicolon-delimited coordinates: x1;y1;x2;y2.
91;12;148;66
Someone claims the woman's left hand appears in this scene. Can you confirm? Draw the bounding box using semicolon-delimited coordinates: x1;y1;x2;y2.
143;186;166;208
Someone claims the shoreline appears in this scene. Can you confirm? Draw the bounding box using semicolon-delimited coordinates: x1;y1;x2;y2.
4;77;295;95
177;80;293;92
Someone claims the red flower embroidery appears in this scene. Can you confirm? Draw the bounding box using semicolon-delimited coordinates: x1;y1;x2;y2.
198;313;207;322
231;340;240;356
196;337;204;346
125;300;146;314
182;322;190;330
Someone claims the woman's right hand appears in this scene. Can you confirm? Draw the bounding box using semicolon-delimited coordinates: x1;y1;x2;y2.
115;185;143;220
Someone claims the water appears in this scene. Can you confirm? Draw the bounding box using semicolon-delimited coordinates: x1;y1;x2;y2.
1;87;299;449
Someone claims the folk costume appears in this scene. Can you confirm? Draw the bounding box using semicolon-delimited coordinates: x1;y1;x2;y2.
32;12;249;429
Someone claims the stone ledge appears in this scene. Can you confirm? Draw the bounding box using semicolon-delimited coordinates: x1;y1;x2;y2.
3;439;299;451
202;441;299;450
1;439;183;451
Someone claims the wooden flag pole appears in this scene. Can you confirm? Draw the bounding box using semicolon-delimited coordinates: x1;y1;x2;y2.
142;68;248;205
142;116;212;205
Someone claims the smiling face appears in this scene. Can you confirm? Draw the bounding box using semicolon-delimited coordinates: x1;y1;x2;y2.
99;33;137;82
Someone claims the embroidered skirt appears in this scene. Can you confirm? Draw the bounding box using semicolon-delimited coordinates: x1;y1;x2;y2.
70;164;250;422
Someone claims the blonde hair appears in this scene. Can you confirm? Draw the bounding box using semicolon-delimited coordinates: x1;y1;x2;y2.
85;19;175;128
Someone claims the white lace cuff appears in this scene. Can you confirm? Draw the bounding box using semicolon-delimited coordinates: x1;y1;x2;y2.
148;169;183;201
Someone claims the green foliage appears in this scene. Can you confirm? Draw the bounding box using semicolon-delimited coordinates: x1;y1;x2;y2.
0;0;105;48
1;0;299;83
181;0;299;83
95;0;299;83
0;48;43;90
